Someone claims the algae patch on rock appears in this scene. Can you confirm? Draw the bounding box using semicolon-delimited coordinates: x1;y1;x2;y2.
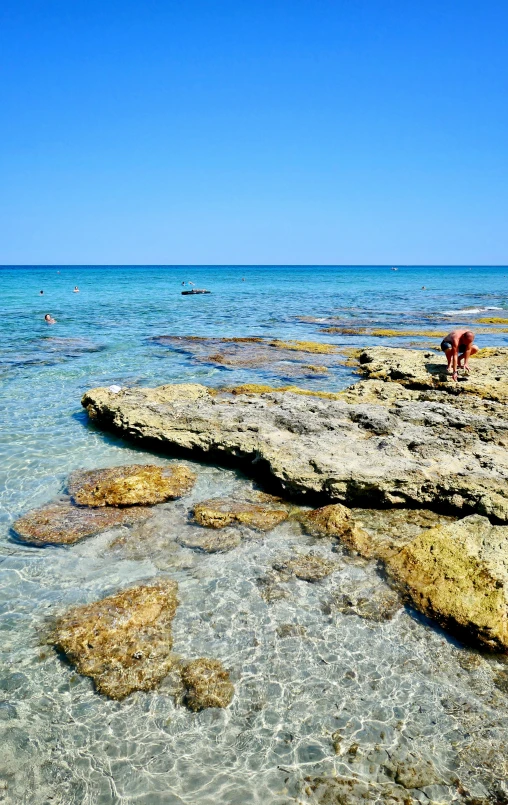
50;580;179;699
181;658;234;711
386;514;508;650
12;500;152;545
192;498;288;531
69;464;196;507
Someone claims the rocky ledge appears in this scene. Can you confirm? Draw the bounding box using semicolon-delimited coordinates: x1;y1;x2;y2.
82;348;508;522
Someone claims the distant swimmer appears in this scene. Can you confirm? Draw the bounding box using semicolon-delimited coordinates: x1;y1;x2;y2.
40;290;44;295
188;281;195;286
73;286;79;293
242;277;245;281
44;314;56;324
440;329;478;381
182;281;186;285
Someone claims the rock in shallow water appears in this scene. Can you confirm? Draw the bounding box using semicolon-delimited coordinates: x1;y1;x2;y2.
192;498;288;531
12;500;152;545
50;580;179;699
180;658;234;711
177;529;242;553
326;579;402;622
273;552;338;582
386;514;508;651
68;463;196;507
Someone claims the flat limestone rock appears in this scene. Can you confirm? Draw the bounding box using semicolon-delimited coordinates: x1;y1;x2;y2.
192;498;288;531
82;376;508;521
299;504;374;557
386;514;508;650
69;464;196;507
12;500;152;545
180;658;234;711
50;580;179;699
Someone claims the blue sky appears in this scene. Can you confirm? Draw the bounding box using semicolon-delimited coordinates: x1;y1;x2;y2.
1;0;507;264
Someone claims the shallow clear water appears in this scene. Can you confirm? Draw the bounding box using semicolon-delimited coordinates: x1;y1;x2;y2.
2;265;508;803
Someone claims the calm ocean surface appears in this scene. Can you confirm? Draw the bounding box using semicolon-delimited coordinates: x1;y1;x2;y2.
1;265;508;803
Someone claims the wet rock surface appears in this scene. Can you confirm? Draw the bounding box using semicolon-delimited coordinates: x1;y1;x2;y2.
82;351;508;520
49;580;179;699
180;658;234;711
12;499;152;545
192;497;289;531
386;514;508;651
69;463;196;506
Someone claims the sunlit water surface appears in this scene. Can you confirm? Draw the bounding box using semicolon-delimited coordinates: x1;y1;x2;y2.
2;266;508;804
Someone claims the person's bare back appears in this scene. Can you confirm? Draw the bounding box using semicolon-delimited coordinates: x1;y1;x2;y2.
440;329;478;380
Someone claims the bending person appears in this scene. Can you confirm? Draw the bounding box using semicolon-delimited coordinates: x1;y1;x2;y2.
440;329;478;380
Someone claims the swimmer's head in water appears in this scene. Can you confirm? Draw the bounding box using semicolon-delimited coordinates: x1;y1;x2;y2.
44;314;51;321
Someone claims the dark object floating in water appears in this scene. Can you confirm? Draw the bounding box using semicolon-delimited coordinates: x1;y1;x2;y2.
181;289;211;295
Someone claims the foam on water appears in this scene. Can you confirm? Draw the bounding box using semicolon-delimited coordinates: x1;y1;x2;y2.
2;266;508;803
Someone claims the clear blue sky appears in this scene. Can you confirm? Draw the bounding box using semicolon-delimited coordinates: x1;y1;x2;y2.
1;0;507;265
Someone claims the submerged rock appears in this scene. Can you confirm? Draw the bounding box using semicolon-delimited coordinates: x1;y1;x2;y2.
50;580;179;699
69;463;196;507
149;334;342;377
180;658;234;711
177;529;241;553
302;774;416;804
273;552;337;582
82;370;508;521
12;500;152;545
192;498;288;531
386;514;508;650
327;579;402;622
299;504;374;557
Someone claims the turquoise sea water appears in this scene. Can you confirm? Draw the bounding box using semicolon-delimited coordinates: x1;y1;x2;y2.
2;265;508;804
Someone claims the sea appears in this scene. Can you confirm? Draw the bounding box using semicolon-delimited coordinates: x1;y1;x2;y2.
1;265;508;804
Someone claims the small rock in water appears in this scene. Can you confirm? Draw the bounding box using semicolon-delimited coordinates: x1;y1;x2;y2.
12;500;152;545
299;503;374;557
50;580;179;699
178;529;241;553
181;658;234;711
69;463;196;507
273;552;337;582
192;498;288;531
